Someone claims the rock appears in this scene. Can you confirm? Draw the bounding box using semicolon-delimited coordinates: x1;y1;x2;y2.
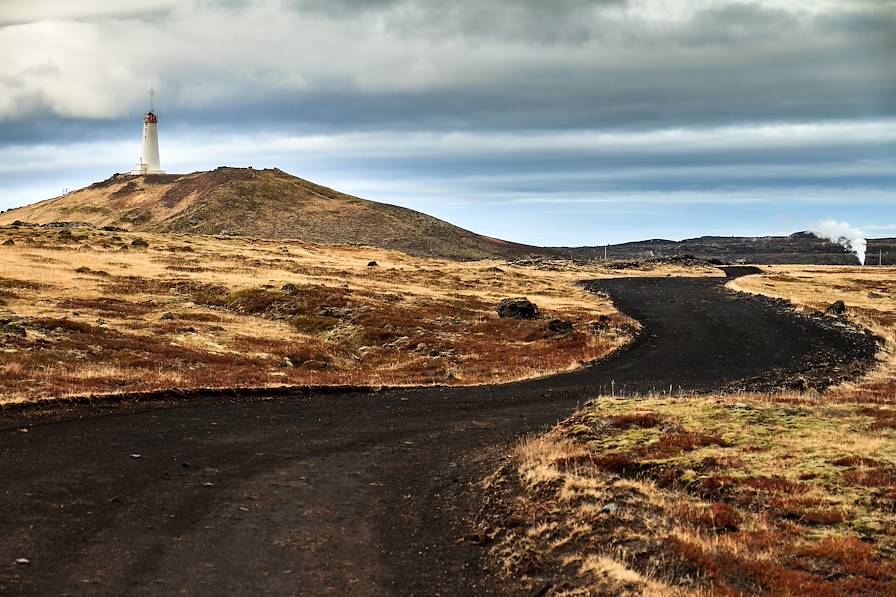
44;221;94;229
281;283;300;295
15;558;30;566
160;312;175;320
299;359;329;371
131;237;149;248
57;228;73;238
282;357;295;368
2;239;14;246
825;300;847;315
2;323;26;337
101;225;127;232
602;502;619;514
791;376;811;392
367;261;378;267
868;292;884;300
497;297;539;319
547;319;573;335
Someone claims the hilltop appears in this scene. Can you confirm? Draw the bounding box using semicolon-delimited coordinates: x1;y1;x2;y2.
0;167;541;261
3;167;892;264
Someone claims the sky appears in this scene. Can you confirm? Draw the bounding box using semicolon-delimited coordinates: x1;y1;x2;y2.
0;0;894;246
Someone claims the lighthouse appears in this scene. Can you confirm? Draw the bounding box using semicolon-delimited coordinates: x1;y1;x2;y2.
131;89;165;175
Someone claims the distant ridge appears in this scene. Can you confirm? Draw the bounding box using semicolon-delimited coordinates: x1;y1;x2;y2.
559;233;896;265
0;167;544;260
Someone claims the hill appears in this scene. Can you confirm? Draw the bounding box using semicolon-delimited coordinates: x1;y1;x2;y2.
3;167;892;264
560;233;896;265
0;167;542;261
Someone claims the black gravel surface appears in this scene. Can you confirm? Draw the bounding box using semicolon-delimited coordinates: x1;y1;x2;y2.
0;268;879;595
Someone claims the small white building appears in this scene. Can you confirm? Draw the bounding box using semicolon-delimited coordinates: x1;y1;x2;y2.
131;91;164;175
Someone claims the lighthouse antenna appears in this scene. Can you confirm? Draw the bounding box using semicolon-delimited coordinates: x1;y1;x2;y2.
148;88;155;112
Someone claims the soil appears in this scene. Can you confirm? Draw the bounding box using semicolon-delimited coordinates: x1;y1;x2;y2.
0;268;879;596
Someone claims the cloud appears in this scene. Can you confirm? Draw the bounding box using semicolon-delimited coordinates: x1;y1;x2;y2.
0;0;179;25
1;0;893;244
0;0;892;131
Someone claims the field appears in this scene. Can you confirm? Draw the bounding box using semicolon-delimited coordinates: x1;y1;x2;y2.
481;265;896;596
730;266;896;404
0;225;723;406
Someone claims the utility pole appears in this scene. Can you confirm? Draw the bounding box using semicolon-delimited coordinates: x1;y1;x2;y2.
604;245;608;260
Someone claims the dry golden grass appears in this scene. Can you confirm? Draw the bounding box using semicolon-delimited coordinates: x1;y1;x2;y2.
484;267;896;596
0;225;718;405
484;394;896;596
729;265;896;404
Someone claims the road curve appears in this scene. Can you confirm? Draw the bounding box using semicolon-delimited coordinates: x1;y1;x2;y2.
0;269;877;596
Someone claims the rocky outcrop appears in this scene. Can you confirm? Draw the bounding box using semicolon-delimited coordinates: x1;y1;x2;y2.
498;297;539;319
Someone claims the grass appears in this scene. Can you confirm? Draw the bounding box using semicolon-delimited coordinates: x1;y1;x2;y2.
481;266;896;596
729;266;896;405
0;225;715;405
482;394;896;596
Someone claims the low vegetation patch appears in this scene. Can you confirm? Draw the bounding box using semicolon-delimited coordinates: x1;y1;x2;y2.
0;225;670;404
730;266;896;405
480;395;896;596
478;266;896;595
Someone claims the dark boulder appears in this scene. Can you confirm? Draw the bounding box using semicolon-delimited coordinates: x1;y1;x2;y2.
547;319;574;335
825;300;847;315
498;297;539;319
367;261;378;267
281;283;300;295
131;237;149;248
2;239;14;246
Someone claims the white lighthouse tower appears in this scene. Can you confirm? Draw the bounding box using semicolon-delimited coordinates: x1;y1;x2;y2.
131;89;165;174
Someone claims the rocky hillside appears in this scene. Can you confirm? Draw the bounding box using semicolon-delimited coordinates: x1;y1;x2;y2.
0;167;542;260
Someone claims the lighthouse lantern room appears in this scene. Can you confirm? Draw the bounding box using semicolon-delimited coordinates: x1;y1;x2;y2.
131;89;165;175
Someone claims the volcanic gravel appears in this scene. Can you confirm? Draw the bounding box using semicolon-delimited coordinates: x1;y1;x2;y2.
0;267;879;595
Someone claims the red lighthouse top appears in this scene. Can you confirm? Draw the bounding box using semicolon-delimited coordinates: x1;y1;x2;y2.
144;112;157;124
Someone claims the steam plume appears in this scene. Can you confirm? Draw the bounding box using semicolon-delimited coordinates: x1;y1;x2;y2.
810;219;866;265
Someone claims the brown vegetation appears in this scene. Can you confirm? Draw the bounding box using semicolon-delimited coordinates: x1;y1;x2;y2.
480;266;896;596
481;395;896;596
0;167;544;260
0;225;678;405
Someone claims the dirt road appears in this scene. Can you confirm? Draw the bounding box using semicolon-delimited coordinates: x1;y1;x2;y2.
0;269;877;595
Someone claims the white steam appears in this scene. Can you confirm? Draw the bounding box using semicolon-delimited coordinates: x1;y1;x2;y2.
810;219;866;265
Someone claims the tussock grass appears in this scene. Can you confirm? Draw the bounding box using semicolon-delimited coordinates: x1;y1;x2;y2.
0;225;700;404
729;266;896;404
483;266;896;595
483;394;896;596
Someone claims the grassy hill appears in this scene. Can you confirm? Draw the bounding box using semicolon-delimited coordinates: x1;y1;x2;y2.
0;167;542;261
